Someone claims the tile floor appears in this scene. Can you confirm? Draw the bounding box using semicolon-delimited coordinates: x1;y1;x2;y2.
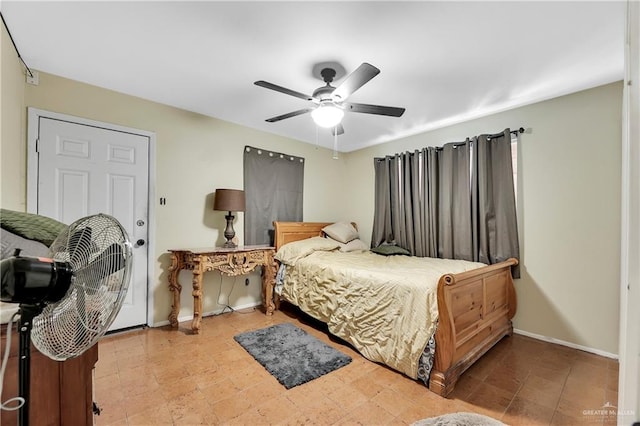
94;305;619;425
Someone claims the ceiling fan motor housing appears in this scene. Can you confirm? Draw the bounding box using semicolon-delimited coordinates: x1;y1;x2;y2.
0;255;73;305
312;85;336;101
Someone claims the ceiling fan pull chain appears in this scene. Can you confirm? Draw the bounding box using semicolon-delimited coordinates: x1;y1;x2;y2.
315;125;319;150
333;127;339;160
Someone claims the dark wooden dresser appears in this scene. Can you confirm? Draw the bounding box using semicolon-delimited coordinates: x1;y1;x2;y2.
1;321;98;426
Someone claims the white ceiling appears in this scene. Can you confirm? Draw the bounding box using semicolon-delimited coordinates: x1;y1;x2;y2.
1;1;625;152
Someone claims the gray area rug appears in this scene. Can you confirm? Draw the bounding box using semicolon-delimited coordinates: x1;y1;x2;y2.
234;322;352;389
412;412;506;426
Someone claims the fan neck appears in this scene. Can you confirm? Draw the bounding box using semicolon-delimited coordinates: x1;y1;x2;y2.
312;67;339;101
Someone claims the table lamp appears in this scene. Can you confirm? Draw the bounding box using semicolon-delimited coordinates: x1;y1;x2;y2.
213;189;246;248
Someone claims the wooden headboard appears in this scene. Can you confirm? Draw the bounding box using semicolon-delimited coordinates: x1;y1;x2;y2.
273;222;332;251
273;221;358;251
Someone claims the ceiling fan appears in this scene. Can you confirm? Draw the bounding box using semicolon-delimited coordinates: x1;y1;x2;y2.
254;62;405;135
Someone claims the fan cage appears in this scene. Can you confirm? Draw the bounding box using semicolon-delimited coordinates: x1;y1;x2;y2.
31;213;133;361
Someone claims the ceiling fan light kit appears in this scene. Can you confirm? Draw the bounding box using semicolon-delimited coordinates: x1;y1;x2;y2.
255;62;405;141
311;102;344;128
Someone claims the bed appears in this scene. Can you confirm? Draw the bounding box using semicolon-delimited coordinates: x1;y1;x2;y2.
265;221;518;397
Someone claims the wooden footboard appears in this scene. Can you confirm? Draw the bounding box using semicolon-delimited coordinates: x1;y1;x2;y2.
429;258;518;397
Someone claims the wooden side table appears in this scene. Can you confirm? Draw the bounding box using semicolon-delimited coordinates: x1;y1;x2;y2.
167;245;276;333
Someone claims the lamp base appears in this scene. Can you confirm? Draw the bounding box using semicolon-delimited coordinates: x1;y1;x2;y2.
223;213;237;248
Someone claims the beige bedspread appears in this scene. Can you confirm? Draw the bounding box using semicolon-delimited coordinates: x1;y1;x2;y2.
280;250;485;379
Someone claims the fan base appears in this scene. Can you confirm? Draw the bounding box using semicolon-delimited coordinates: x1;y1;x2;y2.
312;61;346;82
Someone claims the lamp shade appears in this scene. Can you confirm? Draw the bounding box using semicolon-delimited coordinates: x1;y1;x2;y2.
213;189;245;212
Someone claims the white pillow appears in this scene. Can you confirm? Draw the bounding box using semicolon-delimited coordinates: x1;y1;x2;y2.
322;222;359;244
275;236;340;266
338;238;369;253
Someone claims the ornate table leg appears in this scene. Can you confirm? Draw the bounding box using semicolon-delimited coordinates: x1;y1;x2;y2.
191;255;204;334
167;252;183;327
262;251;277;315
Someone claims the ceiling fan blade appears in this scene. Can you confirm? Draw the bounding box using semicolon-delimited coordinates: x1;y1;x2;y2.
331;123;344;136
265;108;313;122
254;81;313;101
344;102;406;117
331;63;380;101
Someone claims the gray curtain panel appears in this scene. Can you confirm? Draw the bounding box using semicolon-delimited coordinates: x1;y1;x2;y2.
243;146;304;246
409;148;439;257
424;148;439;257
473;131;520;277
409;150;424;256
372;157;393;247
438;140;473;261
372;154;417;250
371;149;440;256
371;130;520;276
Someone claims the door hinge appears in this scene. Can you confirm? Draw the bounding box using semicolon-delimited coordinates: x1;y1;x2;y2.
35;138;40;153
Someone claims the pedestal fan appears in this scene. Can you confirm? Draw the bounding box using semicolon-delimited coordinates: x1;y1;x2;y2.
0;213;133;426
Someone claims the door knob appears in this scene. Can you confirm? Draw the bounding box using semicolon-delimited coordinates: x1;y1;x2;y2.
136;239;145;247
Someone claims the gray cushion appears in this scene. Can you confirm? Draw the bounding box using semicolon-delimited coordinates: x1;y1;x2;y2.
1;209;67;246
371;244;411;256
1;228;51;259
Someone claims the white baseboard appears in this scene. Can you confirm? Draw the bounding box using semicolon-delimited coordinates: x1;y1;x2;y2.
152;301;262;328
514;328;618;360
150;312;619;361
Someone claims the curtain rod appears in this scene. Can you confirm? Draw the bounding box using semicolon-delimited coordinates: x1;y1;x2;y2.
442;127;526;148
436;127;526;150
488;127;525;139
374;127;526;161
244;145;304;162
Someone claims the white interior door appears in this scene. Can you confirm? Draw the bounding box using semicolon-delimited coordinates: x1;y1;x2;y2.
36;117;149;331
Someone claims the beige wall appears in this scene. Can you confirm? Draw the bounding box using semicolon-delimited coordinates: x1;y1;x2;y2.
1;19;622;353
1;23;28;210
2;36;348;324
344;82;623;355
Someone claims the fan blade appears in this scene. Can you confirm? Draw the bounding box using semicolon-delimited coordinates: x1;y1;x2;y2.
344;102;406;117
331;63;380;101
265;108;313;123
77;242;126;294
68;227;93;266
95;243;125;274
254;81;313;101
87;243;125;277
331;123;344;136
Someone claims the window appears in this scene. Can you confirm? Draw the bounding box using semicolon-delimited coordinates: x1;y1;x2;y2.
243;146;304;246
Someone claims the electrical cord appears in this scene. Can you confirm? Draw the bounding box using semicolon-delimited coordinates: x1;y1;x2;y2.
224;278;258;315
0;311;26;412
215;275;236;314
0;12;34;78
212;275;257;315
